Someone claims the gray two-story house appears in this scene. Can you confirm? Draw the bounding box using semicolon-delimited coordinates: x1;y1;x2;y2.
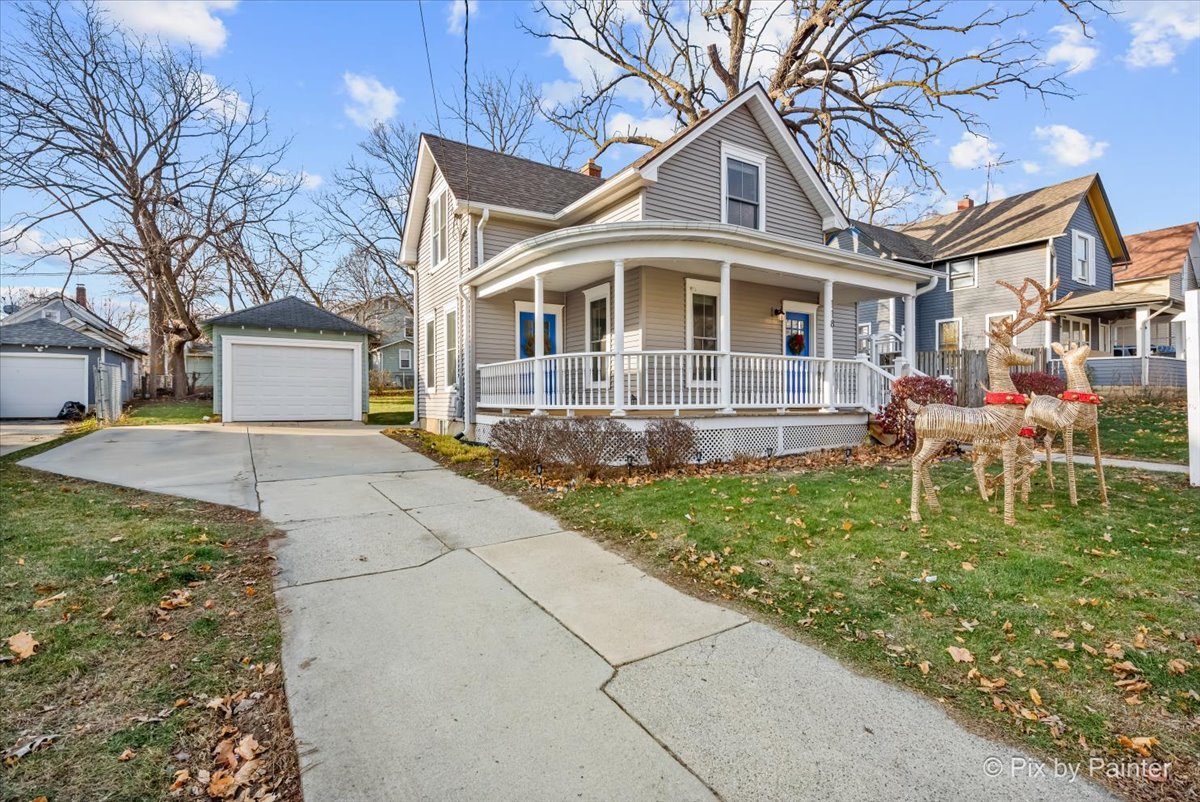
341;295;414;389
399;85;940;459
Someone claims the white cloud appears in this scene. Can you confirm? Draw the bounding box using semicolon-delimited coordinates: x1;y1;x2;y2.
1123;0;1200;68
948;132;999;170
608;111;678;142
300;172;323;191
1022;161;1041;174
100;0;237;55
1046;24;1100;73
198;73;249;124
342;73;401;129
446;0;479;34
1033;124;1108;166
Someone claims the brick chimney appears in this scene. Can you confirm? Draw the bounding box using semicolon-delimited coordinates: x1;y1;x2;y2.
75;283;88;309
957;195;974;212
580;159;602;178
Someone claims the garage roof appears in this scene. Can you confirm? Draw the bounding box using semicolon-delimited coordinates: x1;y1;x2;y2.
0;318;106;348
205;297;374;335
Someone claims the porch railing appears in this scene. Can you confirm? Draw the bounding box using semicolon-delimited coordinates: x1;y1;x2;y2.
478;351;896;413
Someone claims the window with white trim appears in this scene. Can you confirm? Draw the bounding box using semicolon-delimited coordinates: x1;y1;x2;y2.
1098;323;1110;354
583;283;610;386
443;303;457;391
41;309;61;322
936;318;961;352
399;349;412;369
686;278;720;384
946;258;977;291
424;317;436;391
1060;315;1091;347
431;192;449;268
857;323;872;354
720;143;766;231
984;311;1014;340
1072;230;1095;285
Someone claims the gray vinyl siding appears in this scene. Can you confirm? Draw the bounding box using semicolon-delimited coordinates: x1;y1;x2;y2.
481;218;553;262
915;243;1049;352
641;105;824;244
1055;199;1114;297
1078;357;1186;388
372;341;414;375
209;325;370;415
563;268;641;353
585;193;642;224
1169;272;1183;302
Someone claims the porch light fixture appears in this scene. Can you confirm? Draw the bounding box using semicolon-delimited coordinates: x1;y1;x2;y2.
771;304;786;321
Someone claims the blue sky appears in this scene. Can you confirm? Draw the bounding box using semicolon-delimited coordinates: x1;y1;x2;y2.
3;0;1199;303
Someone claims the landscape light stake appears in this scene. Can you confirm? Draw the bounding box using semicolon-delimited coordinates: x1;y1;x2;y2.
694;450;703;469
535;462;543;488
492;456;500;479
626;453;634;477
765;448;775;468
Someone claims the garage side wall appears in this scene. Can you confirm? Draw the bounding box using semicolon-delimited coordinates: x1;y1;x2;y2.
210;326;370;416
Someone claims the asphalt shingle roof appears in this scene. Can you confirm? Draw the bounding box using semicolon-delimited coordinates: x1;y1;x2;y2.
850;219;936;263
204;297;374;335
0;318;107;348
1115;222;1198;282
894;175;1098;262
422;135;603;215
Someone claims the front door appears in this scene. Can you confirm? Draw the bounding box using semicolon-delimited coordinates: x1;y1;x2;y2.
783;310;812;404
518;310;559;402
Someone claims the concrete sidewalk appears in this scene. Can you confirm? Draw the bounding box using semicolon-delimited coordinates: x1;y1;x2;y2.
0;421;65;456
22;426;1114;801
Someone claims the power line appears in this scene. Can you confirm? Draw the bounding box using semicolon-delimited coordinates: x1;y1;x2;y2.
417;0;442;134
462;0;469;207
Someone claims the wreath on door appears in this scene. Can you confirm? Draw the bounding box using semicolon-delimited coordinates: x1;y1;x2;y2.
522;328;554;357
787;332;805;355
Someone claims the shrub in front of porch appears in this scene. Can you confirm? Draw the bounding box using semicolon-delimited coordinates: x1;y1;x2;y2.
876;376;957;450
490;416;558;470
552;418;638;480
644;418;698;473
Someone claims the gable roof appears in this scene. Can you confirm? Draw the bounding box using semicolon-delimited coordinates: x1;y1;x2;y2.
1115;222;1198;282
848;219;936;263
422;135;603;216
401;84;850;264
3;294;129;340
1053;288;1177;313
894;174;1128;263
204;296;374;335
0;317;107;348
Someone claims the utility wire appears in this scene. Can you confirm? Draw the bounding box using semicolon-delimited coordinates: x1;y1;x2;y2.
462;0;469;207
417;0;442;134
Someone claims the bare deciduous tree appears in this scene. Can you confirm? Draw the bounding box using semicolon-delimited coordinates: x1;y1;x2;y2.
1;1;301;396
525;0;1108;209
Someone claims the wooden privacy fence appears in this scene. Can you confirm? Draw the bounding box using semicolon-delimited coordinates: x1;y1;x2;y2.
915;348;1047;407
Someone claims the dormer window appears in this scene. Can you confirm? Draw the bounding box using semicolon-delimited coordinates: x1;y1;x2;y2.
721;143;766;231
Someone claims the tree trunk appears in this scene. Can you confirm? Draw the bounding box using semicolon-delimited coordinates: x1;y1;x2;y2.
170;339;188;400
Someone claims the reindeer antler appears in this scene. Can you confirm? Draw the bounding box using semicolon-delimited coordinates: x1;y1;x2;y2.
992;278;1073;340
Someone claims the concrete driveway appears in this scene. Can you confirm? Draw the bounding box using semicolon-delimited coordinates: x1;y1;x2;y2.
19;426;1113;802
0;420;65;456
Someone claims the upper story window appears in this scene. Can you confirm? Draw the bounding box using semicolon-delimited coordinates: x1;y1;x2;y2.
720;143;766;231
431;192;449;268
946;257;977;291
41;309;61;322
1072;230;1095;285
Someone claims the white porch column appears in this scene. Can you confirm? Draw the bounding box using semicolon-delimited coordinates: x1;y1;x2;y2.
1135;305;1150;387
532;273;547;415
903;293;917;365
463;285;476;429
1183;290;1199;487
611;260;626;417
718;261;734;415
821;279;836;411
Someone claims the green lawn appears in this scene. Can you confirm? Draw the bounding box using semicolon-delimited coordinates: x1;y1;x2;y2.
1096;398;1188;464
0;439;299;801
547;460;1198;800
120;399;212;426
368;393;414;426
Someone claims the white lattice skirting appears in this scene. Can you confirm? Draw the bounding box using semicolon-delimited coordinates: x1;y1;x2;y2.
472;413;868;463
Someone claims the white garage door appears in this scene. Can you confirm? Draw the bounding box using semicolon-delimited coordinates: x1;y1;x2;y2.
0;354;89;418
228;342;357;422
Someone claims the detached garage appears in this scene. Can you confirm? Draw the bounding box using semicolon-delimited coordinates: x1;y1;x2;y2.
207;297;374;423
0;319;104;419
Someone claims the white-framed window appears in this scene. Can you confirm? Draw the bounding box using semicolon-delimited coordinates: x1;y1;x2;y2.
443;301;458;392
720;142;767;231
583;283;611;387
399;348;412;369
424;316;436;392
685;278;721;385
431;191;449;269
41;309;61;322
1060;314;1091;347
946;257;977;291
857;322;872;353
936;317;962;352
1098;323;1111;354
1072;230;1095;285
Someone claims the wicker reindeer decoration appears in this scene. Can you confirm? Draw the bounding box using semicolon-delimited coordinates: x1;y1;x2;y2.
1026;341;1109;507
908;278;1068;526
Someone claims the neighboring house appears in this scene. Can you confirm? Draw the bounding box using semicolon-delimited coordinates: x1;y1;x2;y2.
0;285;145;417
203;296;374;423
341;295;414;388
183;341;214;390
399;85;938;458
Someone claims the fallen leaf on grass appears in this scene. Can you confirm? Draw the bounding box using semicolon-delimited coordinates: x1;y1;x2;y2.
233;757;262;786
214;738;237;770
946;646;974;663
1167;659;1190;675
208;770;237;798
235;734;260;761
1117;735;1159;757
2;733;57;763
961;562;975;571
1029;688;1042;706
918;661;930;675
117;748;136;761
1052;658;1071;672
6;631;38;661
32;591;66;609
170;769;190;790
